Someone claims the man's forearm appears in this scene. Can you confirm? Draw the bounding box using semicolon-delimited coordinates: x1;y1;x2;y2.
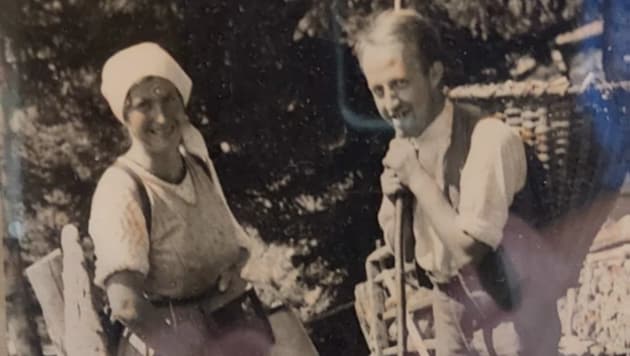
407;168;486;266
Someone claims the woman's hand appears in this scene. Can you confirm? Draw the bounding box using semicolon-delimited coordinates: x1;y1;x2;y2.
217;269;236;293
105;271;149;325
106;271;209;356
216;247;249;293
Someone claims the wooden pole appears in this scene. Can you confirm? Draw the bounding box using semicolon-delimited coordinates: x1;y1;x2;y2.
24;249;64;356
0;35;8;356
394;0;402;10
394;195;407;356
62;225;109;356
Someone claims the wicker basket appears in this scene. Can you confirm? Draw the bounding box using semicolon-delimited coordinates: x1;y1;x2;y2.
449;77;630;224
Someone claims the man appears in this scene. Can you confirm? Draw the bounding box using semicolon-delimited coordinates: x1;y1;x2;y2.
354;9;556;356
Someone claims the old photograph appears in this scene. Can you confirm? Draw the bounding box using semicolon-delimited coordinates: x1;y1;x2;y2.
1;0;630;355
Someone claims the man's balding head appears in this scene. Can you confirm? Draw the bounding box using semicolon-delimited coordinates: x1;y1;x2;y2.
355;9;444;75
354;9;446;138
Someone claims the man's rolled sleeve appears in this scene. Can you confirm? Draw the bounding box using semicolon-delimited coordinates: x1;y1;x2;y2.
89;168;151;289
457;119;527;249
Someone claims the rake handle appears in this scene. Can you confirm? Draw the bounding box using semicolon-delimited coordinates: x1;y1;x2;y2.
394;194;408;356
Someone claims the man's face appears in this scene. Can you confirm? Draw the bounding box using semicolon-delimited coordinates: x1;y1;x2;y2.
124;77;186;154
360;43;441;138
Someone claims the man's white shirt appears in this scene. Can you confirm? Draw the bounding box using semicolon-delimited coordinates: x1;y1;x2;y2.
378;99;527;282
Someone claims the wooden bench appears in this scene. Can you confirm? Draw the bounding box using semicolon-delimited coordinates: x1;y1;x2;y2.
25;225;110;356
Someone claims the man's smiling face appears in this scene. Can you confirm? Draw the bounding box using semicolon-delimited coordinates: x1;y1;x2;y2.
360;42;442;138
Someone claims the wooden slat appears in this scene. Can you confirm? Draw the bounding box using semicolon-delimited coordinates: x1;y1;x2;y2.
366;257;388;355
379;339;436;356
373;264;415;284
366;245;393;264
25;249;66;356
555;20;603;45
62;225;109;356
383;295;432;321
354;283;373;347
406;317;430;356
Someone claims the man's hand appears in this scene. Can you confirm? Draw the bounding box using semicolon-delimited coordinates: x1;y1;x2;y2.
382;138;423;187
381;168;404;203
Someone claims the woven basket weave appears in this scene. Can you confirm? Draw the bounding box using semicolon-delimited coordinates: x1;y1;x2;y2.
449;77;630;224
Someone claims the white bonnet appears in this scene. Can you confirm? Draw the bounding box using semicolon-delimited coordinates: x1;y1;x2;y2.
101;42;192;121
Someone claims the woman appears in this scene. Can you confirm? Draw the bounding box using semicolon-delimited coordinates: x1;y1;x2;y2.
91;42;317;356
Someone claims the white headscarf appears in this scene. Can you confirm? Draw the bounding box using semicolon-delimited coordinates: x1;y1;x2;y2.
100;42;210;165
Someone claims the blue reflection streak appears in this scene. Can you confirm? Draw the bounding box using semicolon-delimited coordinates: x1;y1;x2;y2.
332;8;391;133
577;0;630;191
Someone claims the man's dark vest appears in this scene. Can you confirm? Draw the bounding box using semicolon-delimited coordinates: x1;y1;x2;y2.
442;103;544;311
443;104;545;221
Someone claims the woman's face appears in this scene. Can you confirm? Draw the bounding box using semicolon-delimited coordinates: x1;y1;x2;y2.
124;77;186;154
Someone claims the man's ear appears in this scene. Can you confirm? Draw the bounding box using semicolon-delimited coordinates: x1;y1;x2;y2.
429;61;444;89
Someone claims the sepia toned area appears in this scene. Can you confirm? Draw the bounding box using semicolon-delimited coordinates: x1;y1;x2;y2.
0;0;629;355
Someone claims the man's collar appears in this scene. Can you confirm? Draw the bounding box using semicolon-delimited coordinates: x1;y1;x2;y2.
411;99;453;146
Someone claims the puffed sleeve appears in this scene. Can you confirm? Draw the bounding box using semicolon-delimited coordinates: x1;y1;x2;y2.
457;119;527;249
89;166;151;289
